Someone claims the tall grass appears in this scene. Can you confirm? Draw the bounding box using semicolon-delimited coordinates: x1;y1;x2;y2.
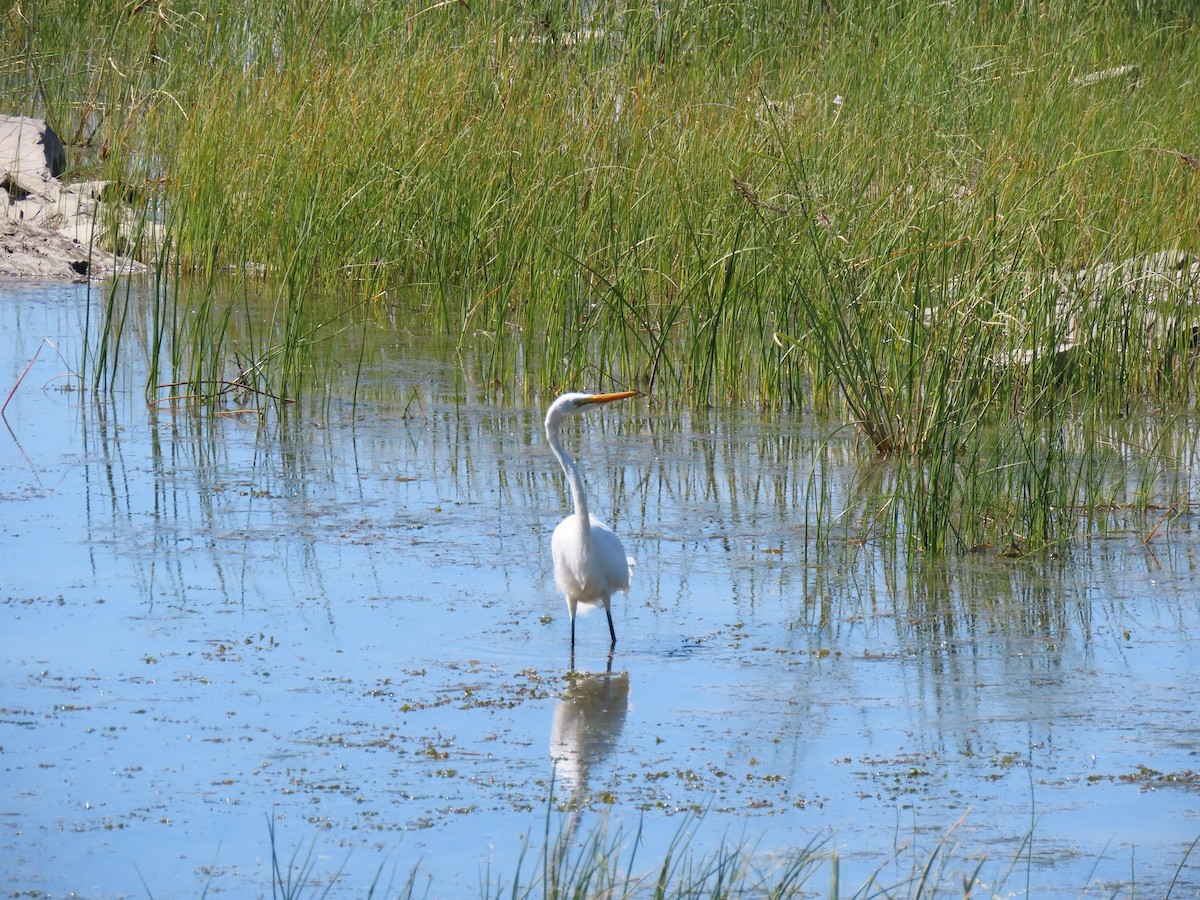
3;0;1198;551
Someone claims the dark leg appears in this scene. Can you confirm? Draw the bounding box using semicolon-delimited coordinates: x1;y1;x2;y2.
606;606;616;646
570;614;576;649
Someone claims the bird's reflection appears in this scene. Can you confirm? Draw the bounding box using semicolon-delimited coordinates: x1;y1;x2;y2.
550;655;631;819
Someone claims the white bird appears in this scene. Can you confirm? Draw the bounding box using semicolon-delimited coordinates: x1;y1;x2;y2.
544;391;639;648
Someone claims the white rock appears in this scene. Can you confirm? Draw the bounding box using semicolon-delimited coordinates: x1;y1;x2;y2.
0;115;66;181
0;114;150;280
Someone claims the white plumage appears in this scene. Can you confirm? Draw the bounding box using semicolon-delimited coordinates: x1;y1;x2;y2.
544;391;638;647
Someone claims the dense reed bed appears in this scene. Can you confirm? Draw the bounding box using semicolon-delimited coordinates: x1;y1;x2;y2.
4;1;1199;552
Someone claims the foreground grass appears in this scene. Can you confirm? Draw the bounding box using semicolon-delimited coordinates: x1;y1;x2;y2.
254;808;1199;899
3;1;1199;552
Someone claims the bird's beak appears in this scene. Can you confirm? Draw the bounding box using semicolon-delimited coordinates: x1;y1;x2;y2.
581;390;640;406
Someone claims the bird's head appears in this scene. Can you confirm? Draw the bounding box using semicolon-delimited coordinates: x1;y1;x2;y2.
545;390;640;429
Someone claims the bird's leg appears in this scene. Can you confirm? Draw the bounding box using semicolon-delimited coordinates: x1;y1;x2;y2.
570;614;576;650
606;605;616;646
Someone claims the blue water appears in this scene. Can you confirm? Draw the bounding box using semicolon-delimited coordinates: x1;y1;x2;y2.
2;280;1199;897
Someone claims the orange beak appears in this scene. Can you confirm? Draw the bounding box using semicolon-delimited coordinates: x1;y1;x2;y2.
584;390;640;405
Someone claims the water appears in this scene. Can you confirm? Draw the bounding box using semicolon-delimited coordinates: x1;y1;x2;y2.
2;281;1199;898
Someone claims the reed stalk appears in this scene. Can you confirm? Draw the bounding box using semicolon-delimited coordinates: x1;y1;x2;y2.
4;0;1198;551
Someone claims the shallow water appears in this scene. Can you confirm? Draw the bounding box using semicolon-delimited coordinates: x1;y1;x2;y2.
2;281;1199;898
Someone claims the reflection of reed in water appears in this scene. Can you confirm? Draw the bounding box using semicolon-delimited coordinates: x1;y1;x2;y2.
550;665;631;805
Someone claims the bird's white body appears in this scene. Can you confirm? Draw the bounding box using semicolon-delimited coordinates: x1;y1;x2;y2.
552;513;631;618
544;391;638;647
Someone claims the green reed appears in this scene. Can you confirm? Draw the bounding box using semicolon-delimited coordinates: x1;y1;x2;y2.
255;803;1200;899
3;0;1198;551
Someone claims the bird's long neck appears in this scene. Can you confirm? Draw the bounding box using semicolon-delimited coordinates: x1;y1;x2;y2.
548;421;591;527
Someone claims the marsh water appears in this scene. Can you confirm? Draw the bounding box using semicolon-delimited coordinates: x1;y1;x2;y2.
2;280;1199;898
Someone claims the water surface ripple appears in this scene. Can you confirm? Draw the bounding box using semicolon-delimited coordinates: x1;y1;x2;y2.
2;282;1198;897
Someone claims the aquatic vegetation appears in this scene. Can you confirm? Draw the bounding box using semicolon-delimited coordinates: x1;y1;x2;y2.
3;0;1199;551
259;805;1200;898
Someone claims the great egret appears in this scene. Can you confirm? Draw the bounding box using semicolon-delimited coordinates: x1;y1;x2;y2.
544;391;639;648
